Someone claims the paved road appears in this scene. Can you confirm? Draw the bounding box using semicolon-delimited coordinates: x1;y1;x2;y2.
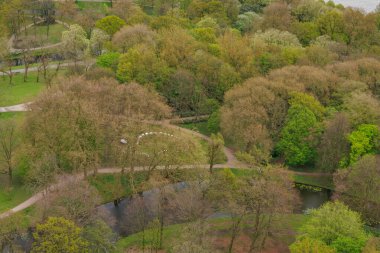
0;103;30;113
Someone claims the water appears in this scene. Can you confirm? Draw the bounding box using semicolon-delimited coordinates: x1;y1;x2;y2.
98;182;332;236
333;0;379;12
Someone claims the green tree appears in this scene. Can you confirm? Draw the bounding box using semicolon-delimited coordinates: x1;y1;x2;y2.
32;217;89;253
207;110;220;134
82;220;117;253
300;202;368;246
208;133;224;172
290;237;336;253
276;93;325;166
317;10;346;42
95;15;126;35
347;124;379;164
96;52;120;71
331;236;367;253
116;45;171;88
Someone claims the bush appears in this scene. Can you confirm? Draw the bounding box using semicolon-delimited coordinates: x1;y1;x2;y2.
331;236;367;253
96;52;121;71
207;110;220;134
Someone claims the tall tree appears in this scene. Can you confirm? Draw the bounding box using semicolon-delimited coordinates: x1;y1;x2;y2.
334;155;380;225
0;120;17;185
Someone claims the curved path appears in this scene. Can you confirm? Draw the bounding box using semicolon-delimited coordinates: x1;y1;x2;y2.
0;115;247;220
0;111;331;220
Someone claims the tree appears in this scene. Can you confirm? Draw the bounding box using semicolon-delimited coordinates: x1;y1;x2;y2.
207;133;224;172
317;10;346;42
347;124;379;164
331;236;367;253
95;15;126;36
218;30;255;78
112;24;156;53
37;180;101;226
26;153;58;195
277;94;322;166
116;44;171;88
0;120;17;185
89;28;109;56
61;24;89;66
0;36;14;85
56;0;78;23
290;237;336;253
0;214;22;253
300;202;368;246
32;217;88;253
317;113;350;172
82;220;117;253
262;2;292;31
334;155;380;225
221;78;276;164
208;169;247;253
343;92;380;127
96;52;120;71
243;167;299;252
24;77;171;177
207;110;220;134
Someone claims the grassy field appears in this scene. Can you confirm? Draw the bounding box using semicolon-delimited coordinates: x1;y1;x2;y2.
0;72;45;106
76;1;111;13
13;23;67;49
178;121;211;136
0;180;32;213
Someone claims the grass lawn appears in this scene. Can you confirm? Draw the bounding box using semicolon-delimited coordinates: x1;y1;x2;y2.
0;175;32;213
76;1;111;13
13;23;67;49
0;112;26;122
178;121;211;136
0;72;45;106
0;112;30;213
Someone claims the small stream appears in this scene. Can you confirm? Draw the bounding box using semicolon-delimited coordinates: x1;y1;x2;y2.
98;182;332;236
5;183;331;253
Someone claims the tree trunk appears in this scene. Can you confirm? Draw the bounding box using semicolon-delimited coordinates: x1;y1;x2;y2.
8;164;12;185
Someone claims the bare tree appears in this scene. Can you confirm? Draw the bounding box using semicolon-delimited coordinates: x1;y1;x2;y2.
0;37;14;85
0;121;17;185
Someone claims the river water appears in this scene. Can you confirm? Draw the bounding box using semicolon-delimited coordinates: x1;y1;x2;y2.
98;183;331;236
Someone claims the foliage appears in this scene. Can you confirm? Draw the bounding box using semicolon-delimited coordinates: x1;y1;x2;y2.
207;110;220;134
331;236;367;253
82;220;117;253
290;237;336;253
32;217;88;253
61;24;89;62
347;124;379;164
116;45;171;88
95;15;126;35
277;103;318;166
334;155;380;225
96;52;120;71
300;202;368;246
